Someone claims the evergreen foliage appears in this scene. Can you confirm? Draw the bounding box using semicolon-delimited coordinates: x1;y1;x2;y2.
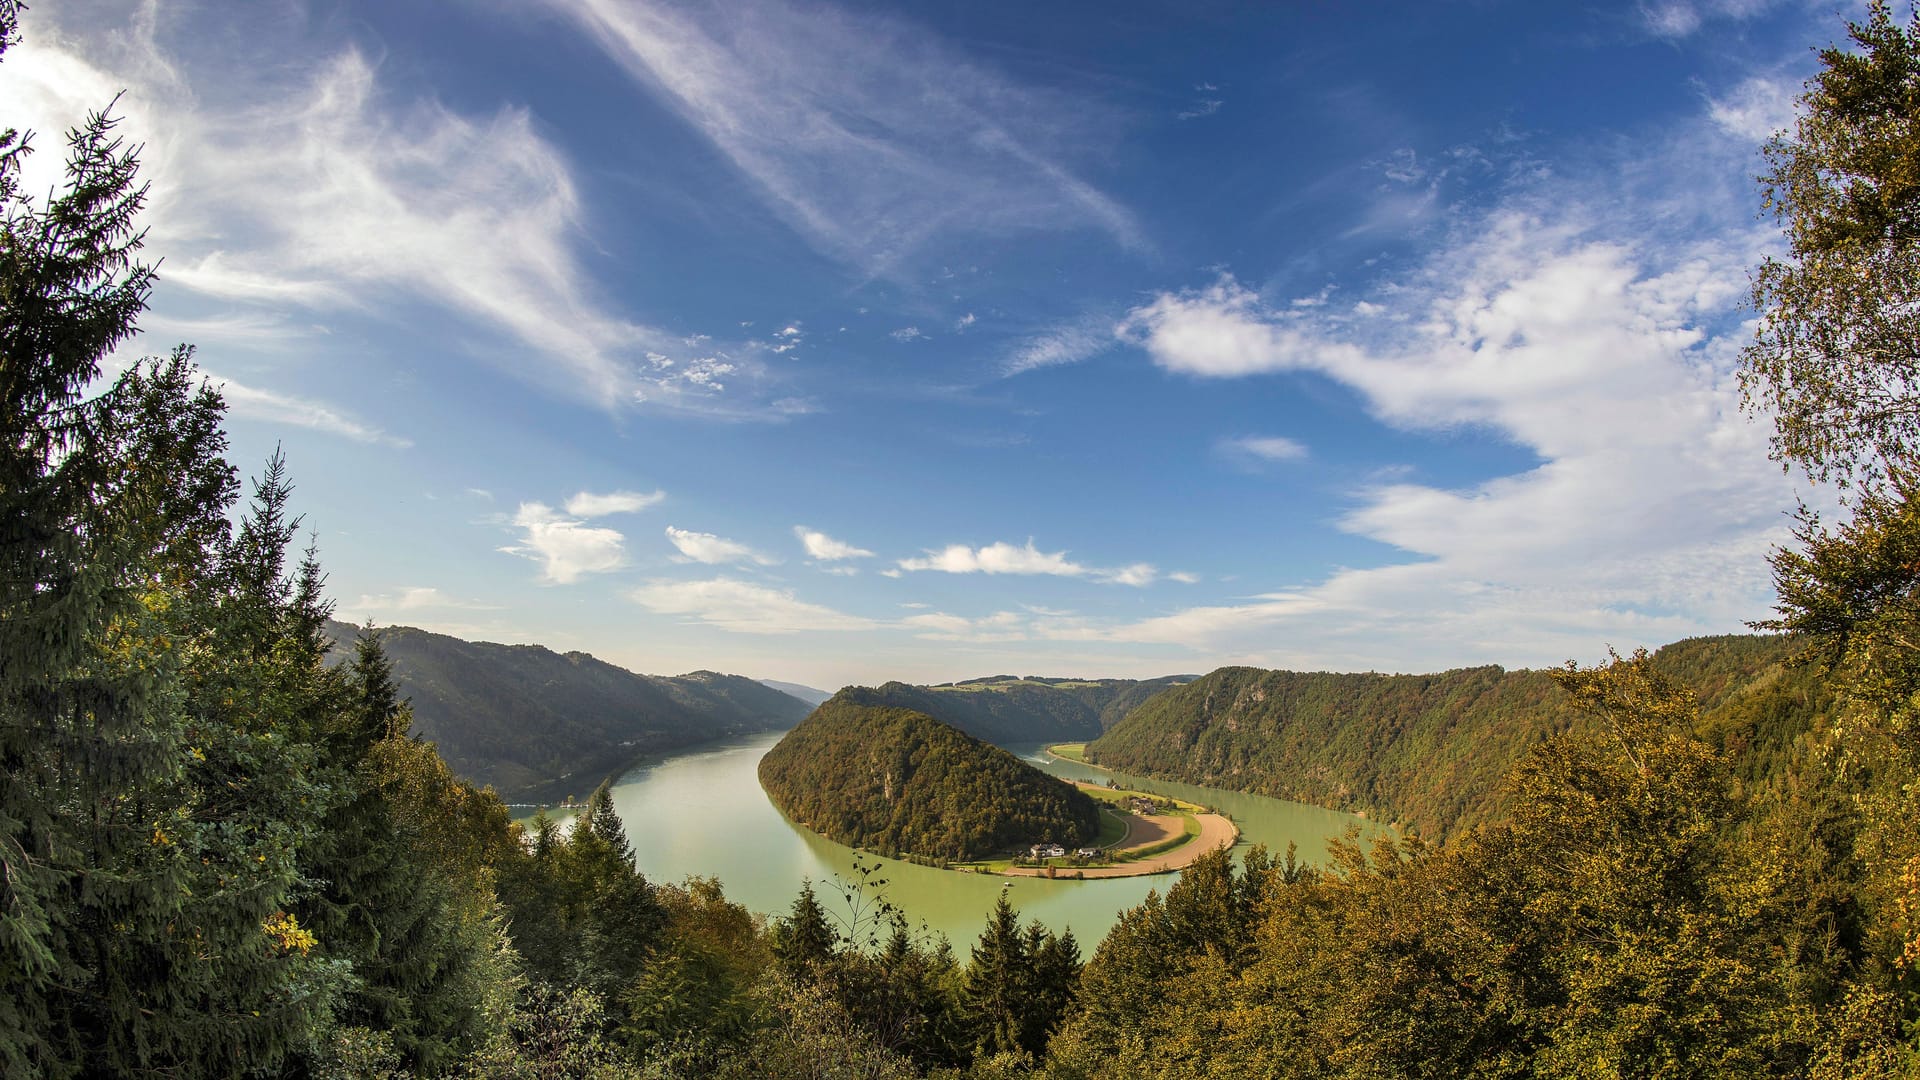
758;697;1102;861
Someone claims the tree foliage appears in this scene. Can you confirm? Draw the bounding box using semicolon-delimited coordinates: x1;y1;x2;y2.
759;698;1102;861
1741;1;1920;492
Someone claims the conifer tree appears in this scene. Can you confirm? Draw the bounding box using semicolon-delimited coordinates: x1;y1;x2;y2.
772;879;837;980
965;893;1030;1058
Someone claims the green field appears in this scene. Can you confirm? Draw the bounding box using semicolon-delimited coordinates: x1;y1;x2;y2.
1046;742;1090;762
1079;783;1207;815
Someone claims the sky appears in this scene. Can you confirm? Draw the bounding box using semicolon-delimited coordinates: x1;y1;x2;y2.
1;0;1863;690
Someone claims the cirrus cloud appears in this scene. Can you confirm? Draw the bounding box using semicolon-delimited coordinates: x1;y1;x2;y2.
629;577;880;634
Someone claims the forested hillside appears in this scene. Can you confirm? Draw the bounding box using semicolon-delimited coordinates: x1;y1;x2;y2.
759;696;1103;860
323;621;813;801
1087;633;1829;838
835;674;1191;746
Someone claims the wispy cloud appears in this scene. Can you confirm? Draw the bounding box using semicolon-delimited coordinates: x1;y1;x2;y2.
501;502;631;584
795;526;875;561
1219;434;1309;464
0;6;779;416
895;539;1161;587
533;0;1143;273
629;577;880;633
567;490;667;517
1176;98;1222;121
1638;0;1787;40
665;526;778;566
1002;319;1114;377
349;586;501;613
211;372;411;448
1098;112;1807;667
1705;74;1801;141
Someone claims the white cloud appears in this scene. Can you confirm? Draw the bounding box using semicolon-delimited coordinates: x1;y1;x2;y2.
501;502;629;584
895;538;1168;587
795;526;875;561
0;7;775;415
1221;434;1309;463
1168;571;1201;584
956;312;977;330
1096;129;1808;668
902;610;1031;643
566;490;666;517
629;577;880;633
891;326;927;342
1098;563;1159;588
665;526;778;566
1706;75;1800;141
898;539;1087;577
350;586;501;613
1639;0;1783;40
210;372;410;448
1003;320;1112;377
533;0;1142;273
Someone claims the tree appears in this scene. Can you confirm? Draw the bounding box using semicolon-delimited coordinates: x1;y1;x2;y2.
964;893;1029;1059
772;880;837;980
1738;5;1920;1066
1741;1;1920;494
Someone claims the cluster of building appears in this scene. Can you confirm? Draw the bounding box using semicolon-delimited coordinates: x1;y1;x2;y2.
1027;843;1102;861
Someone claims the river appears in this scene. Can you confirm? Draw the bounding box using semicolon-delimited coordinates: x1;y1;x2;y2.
583;730;1382;950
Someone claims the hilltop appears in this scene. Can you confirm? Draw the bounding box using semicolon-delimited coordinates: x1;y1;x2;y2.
757;694;1103;862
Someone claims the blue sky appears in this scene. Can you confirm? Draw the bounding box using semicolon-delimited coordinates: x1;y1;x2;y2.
5;0;1853;688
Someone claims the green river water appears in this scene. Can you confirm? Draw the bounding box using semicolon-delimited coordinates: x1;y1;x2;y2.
576;730;1384;949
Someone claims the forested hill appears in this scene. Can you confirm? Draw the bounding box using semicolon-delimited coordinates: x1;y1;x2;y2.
324;621;813;801
1087;634;1830;839
758;696;1103;861
831;674;1193;746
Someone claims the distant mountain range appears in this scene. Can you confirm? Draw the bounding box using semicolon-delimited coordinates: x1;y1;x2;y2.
757;679;833;706
324;621;814;802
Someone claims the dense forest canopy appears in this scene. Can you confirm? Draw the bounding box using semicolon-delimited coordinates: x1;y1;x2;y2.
835;675;1192;747
758;696;1103;861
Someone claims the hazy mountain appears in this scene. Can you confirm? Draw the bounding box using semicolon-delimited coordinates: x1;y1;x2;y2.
326;621;814;801
758;679;834;706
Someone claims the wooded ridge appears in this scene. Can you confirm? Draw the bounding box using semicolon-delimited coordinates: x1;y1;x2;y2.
322;620;814;801
758;695;1103;861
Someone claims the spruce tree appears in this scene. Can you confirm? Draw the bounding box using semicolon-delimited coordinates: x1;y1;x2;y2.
964;893;1029;1058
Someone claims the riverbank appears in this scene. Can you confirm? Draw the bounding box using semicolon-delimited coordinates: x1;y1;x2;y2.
951;777;1240;880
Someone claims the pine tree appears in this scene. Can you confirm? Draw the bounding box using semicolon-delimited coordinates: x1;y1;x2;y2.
772;879;837;980
964;892;1029;1058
